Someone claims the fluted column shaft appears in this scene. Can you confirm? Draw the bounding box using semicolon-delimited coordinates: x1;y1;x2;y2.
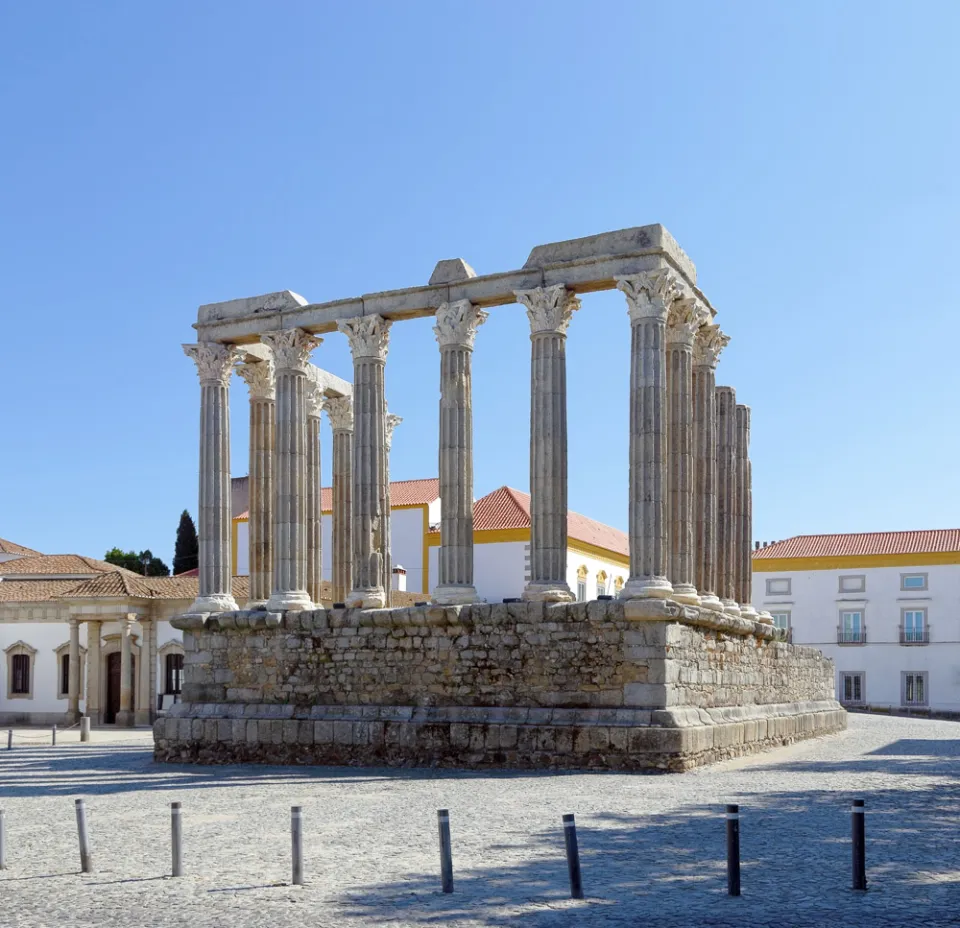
306;388;323;606
262;329;321;612
716;386;739;613
516;287;579;602
433;300;487;604
67;617;81;722
735;404;755;615
617;272;684;599
183;343;240;613
338;315;391;609
116;618;134;727
383;414;402;605
236;357;275;606
325;396;354;605
693;325;728;611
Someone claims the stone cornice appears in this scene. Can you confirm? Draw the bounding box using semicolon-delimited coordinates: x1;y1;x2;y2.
261;329;321;374
183;343;240;386
616;270;685;324
514;285;581;336
433;299;489;349
338;315;391;361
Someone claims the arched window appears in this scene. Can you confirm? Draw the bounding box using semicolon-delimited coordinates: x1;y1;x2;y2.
576;565;589;603
596;570;608;597
158;641;186;697
5;641;37;700
53;641;87;699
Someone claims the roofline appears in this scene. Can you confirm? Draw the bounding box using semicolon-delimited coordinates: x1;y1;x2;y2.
753;551;960;571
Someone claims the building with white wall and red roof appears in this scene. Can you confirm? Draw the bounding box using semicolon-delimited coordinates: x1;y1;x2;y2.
753;530;960;713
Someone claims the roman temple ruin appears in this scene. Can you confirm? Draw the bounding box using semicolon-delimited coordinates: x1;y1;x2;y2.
156;225;845;771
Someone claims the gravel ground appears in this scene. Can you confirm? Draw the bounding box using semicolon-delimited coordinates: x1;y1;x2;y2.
1;714;958;927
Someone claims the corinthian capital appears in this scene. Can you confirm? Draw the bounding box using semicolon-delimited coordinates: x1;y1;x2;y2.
515;285;581;336
666;297;711;345
183;343;240;386
338;314;391;361
386;413;402;451
235;356;275;400
693;325;731;370
261;329;321;373
305;374;325;418
616;269;685;323
433;300;489;349
324;394;353;431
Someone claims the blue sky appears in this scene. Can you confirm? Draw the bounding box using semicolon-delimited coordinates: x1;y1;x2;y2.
1;1;958;566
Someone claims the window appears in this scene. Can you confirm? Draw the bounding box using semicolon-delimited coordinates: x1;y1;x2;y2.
12;654;30;695
576;580;587;602
901;609;928;645
838;575;865;594
839;672;865;706
165;653;184;695
838;610;866;644
765;578;791;596
769;611;790;632
61;654;70;698
902;672;928;707
613;576;624;595
901;573;928;591
596;571;607;598
53;641;86;699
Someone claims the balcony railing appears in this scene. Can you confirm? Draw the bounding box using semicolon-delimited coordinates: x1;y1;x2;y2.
900;626;930;645
837;627;867;644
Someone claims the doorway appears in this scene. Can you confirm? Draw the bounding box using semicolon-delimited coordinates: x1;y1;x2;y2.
104;651;136;724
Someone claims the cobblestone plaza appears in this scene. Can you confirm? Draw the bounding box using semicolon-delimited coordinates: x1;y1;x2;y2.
3;714;958;927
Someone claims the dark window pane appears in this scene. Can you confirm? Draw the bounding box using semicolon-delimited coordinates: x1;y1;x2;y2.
12;654;30;694
61;653;70;696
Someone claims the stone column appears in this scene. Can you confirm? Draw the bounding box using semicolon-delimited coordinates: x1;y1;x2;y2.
66;617;81;724
306;377;324;606
116;617;134;728
324;396;354;604
692;325;729;612
433;300;488;604
735;404;757;617
516;286;580;602
616;270;684;599
666;298;710;605
182;343;240;613
261;328;321;612
337;314;391;609
716;386;739;614
235;355;275;607
135;618;155;726
86;621;101;724
382;413;402;605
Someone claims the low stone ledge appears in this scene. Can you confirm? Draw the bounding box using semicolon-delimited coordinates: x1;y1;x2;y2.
623;599;779;640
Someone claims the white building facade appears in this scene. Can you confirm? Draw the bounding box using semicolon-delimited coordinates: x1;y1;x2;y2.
753;530;960;713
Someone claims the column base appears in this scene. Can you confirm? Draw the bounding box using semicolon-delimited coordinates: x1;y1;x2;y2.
432;585;479;605
522;582;574;603
265;590;314;612
115;709;135;729
64;709;81;727
739;604;759;619
698;592;724;612
757;610;775;625
670;583;701;606
721;599;741;617
187;593;239;614
244;600;269;611
622;577;673;600
345;588;387;609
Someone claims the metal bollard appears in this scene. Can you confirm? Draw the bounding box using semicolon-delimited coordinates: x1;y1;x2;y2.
291;806;303;886
437;809;454;893
171;802;183;877
80;717;90;743
0;809;6;870
726;804;741;896
6;730;11;750
562;813;584;899
52;725;57;746
74;799;93;873
852;799;866;891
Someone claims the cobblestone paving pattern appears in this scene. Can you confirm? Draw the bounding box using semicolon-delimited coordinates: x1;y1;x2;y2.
1;714;958;927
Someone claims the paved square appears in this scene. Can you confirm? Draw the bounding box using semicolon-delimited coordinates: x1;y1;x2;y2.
2;714;958;927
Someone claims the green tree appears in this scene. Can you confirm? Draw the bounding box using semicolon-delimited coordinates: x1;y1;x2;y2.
104;547;170;576
172;510;199;575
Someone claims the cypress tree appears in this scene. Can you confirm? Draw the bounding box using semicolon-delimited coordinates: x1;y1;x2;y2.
173;510;199;575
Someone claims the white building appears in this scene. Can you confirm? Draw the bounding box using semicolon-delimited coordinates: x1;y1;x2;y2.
753;530;960;713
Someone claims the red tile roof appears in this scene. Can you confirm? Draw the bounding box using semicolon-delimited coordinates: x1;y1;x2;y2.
754;530;960;559
0;554;141;578
235;479;440;520
0;537;42;557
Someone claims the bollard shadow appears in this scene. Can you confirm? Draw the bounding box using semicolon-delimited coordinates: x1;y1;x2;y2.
336;781;960;927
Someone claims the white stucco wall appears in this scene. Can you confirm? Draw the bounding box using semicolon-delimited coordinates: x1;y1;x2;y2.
565;550;629;602
235;521;249;576
754;562;960;711
428;540;528;603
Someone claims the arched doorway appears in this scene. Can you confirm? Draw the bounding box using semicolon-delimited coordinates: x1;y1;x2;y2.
104;651;137;725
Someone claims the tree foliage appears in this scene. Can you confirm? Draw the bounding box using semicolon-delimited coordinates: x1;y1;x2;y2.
104;547;170;576
172;510;199;575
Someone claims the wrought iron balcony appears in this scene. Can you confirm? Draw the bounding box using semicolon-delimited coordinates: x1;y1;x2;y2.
837;627;867;644
899;626;930;645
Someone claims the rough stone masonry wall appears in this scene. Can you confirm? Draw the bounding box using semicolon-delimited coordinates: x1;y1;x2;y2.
155;600;846;772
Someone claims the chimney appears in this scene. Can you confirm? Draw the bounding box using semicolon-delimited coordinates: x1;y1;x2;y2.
392;565;407;592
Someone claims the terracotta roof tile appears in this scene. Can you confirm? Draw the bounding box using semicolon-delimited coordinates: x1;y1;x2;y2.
0;537;42;557
0;554;141;578
0;580;82;602
754;530;960;559
235;479;440;519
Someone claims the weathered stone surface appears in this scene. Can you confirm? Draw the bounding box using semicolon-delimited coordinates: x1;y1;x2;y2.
429;258;477;286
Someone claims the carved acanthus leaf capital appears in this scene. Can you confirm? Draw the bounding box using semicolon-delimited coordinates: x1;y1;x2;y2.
433;300;489;349
666;298;711;345
515;285;581;336
235;357;275;400
693;325;731;369
324;394;353;431
616;269;685;324
305;375;325;419
183;343;240;386
338;314;391;361
260;329;321;373
385;413;402;451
